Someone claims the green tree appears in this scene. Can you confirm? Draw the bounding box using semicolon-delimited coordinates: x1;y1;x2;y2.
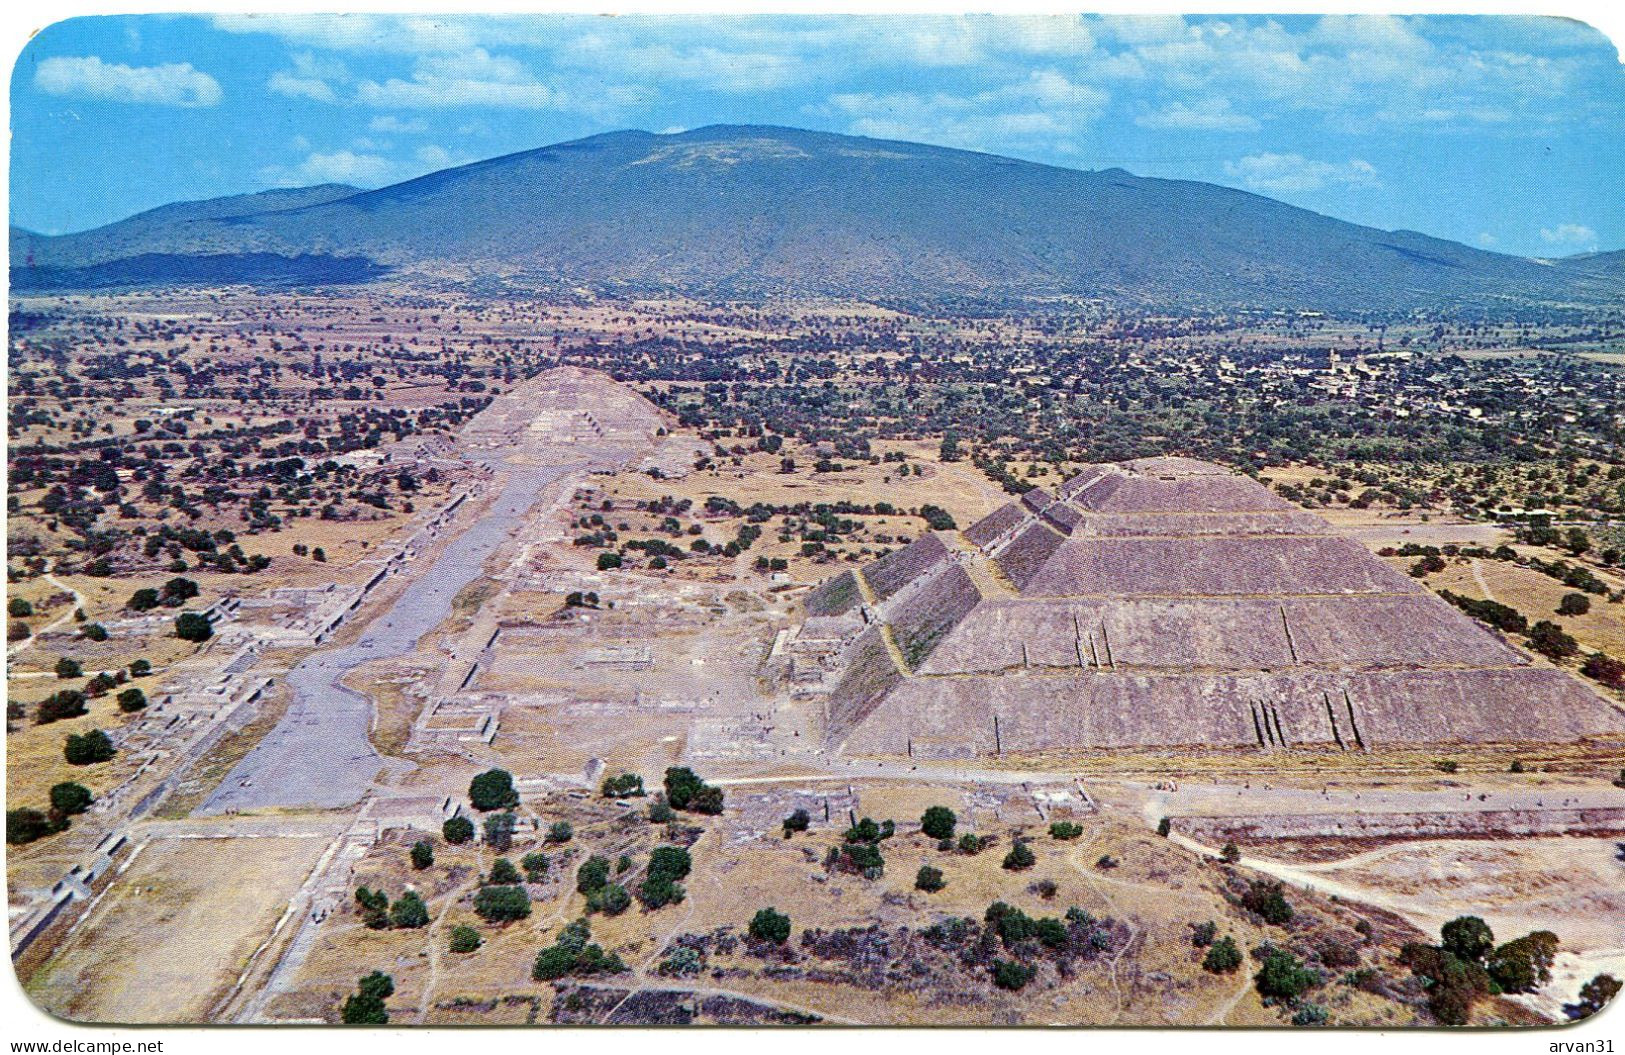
992;959;1036;991
1242;880;1294;925
782;808;810;837
410;840;434;870
116;687;147;713
482;811;516;852
473;885;531;924
1203;936;1244;974
1487;931;1558;993
1048;820;1084;840
174;612;213;642
1220;841;1241;864
9;597;34;617
7;808;62;845
442;815;474;844
55;656;83;679
546;820;573;843
1002;839;1036;871
637;874;686;909
64;730;115;765
664;766;723;813
468;768;518;811
81;623;108;642
1255;951;1318;1002
600;772;644;798
448;926;482;954
341;971;394;1024
522;852;549;881
1528;620;1579;660
915;865;945;892
127;588;160;612
648;845;692;884
1558;592;1592;617
354;886;390;930
1569;974;1621;1020
587;882;631;916
576;855;611;894
487;858;521;885
1441;916;1496;963
920;805;957;840
390;891;430;929
596;551;622;571
49;782;93;816
748;907;791;944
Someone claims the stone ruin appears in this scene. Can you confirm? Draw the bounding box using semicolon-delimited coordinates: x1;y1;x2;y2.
805;457;1625;758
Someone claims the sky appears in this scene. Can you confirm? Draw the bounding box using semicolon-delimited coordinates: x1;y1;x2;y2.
8;13;1624;257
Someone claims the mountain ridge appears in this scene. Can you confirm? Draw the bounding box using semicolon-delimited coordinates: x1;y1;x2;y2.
12;124;1622;309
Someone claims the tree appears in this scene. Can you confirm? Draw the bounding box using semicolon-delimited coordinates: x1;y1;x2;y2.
174;612;213;642
127;588;160;612
637;874;686;909
1203;936;1244;974
1242;880;1294;925
920;805;957;840
473;885;531;923
483;811;516;852
782;808;810;837
1157;817;1172;837
341;972;394;1025
49;782;93;816
664;766;723;813
1441;916;1496;963
1528;620;1578;660
587;882;631;916
8;597;33;617
390;891;430;929
354;887;390;930
546;820;573;843
1568;974;1621;1020
577;855;611;895
64;730;115;765
37;689;88;724
992;959;1036;991
1558;592;1592;617
522;852;549;881
647;797;675;824
487;858;521;885
7;808;62;845
81;623;108;642
596;551;622;571
749;907;791;944
1487;931;1558;993
55;657;83;679
1581;652;1625;690
468;769;518;811
1002;839;1035;871
442;815;474;844
116;687;147;713
1255;951;1318;1002
532;944;578;981
410;840;434;870
1220;841;1241;864
915;865;946;892
600;772;644;798
448;926;482;954
1049;820;1084;840
648;845;692;884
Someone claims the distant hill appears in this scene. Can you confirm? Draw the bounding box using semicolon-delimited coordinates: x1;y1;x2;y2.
11;125;1622;309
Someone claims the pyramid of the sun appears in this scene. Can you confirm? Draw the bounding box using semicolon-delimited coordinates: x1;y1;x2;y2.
808;457;1624;758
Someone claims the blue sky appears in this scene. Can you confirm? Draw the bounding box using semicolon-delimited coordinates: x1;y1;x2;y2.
10;13;1624;257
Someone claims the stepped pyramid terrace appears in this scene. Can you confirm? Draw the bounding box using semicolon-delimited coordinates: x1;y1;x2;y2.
804;457;1625;759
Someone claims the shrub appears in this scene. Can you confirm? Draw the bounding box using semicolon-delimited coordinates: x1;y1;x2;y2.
483;812;516;852
55;657;83;679
442;815;474;844
587;882;631;916
64;730;115;765
782;808;810;837
1255;951;1318;1002
600;772;644;798
1558;592;1592;616
648;797;675;824
749;907;791;944
1191;921;1218;948
410;840;434;870
448;926;482;954
81;623;108;642
468;769;518;811
1291;1002;1329;1026
920;806;957;840
658;946;703;977
174;612;213;642
1203;936;1244;974
522;852;549;881
577;855;611;894
637;875;686;909
992;959;1036;991
1219;842;1241;864
116;687;147;713
1241;880;1294;925
546;820;573;843
37;689;89;724
487;858;521;885
389;891;430;929
958;833;989;855
1441;916;1495;963
49;782;93;816
915;865;946;892
1048;820;1084;840
473;885;531;924
1002;840;1035;870
1157;817;1172;837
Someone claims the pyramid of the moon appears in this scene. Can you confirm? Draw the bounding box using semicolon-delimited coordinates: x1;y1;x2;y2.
806;457;1625;758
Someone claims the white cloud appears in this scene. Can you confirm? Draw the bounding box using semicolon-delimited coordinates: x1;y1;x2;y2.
370;115;429;134
35;55;221;107
1539;223;1598;247
212;14;477;54
264;149;398;187
1136;97;1259;131
268;71;336;103
1223;153;1380;194
355;48;561;109
1477;232;1499;247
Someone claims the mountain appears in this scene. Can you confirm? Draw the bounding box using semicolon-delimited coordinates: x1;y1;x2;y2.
11;125;1622;309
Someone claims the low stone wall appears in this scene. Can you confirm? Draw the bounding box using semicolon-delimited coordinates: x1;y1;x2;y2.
1170;806;1625;843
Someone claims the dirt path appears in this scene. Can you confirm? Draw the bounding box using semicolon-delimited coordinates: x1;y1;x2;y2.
1472;559;1497;601
1066;837;1141;1025
8;564;86;657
